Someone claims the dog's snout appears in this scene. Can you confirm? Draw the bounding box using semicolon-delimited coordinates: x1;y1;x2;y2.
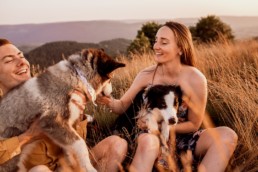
168;117;177;125
102;82;112;96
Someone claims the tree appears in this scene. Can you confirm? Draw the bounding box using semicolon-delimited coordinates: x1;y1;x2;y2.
127;32;151;54
190;15;234;43
127;21;162;54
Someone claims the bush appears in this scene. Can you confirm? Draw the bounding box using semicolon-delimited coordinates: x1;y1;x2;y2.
127;21;161;54
190;15;234;43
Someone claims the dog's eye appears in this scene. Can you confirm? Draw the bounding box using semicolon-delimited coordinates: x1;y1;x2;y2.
160;103;167;108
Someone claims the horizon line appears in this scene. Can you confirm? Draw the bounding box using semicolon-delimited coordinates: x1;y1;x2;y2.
1;15;258;26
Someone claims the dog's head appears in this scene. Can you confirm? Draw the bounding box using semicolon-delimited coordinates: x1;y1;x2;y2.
69;48;125;97
143;85;183;124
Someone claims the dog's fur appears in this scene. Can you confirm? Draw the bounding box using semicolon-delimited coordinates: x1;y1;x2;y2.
0;48;125;171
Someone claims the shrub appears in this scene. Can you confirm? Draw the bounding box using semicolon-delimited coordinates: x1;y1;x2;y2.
127;21;161;54
190;15;234;43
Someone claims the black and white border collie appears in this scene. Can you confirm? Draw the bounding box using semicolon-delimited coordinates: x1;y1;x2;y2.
137;85;183;154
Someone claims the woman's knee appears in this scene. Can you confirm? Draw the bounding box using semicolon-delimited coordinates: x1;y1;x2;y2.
195;126;238;156
109;135;128;155
28;165;52;172
218;126;238;148
137;134;160;153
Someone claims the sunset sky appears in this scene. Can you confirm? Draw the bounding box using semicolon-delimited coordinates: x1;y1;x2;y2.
0;0;258;25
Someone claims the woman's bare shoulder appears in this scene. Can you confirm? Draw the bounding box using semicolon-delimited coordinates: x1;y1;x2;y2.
141;65;157;73
136;65;156;78
180;66;207;98
133;65;156;87
183;66;207;84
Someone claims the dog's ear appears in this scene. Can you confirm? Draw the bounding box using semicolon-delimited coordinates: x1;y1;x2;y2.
81;49;99;71
174;85;183;105
81;48;125;75
98;59;125;77
95;49;125;76
142;86;150;105
81;49;94;62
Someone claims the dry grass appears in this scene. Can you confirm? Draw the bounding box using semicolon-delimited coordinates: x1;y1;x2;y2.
195;40;258;172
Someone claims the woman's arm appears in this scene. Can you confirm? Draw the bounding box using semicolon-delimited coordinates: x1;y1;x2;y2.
174;69;208;134
97;70;150;114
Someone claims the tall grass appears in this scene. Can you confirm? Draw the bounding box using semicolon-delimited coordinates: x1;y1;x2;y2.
195;40;258;172
89;40;257;171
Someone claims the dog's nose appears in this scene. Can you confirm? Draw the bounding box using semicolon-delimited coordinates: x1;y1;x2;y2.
168;117;177;124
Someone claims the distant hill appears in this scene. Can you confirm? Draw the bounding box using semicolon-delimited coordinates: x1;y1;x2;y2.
25;38;131;68
0;20;141;46
1;16;258;46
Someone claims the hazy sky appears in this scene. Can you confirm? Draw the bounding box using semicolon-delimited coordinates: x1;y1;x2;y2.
1;0;257;25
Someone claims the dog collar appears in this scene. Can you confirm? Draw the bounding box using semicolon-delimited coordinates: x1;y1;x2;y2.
74;66;97;106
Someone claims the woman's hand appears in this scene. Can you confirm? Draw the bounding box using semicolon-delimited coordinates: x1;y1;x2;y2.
96;95;112;106
96;95;125;114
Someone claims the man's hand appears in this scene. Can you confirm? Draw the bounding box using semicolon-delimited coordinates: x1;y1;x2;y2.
18;119;43;146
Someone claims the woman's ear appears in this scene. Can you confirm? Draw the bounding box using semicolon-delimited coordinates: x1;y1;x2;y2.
178;47;183;56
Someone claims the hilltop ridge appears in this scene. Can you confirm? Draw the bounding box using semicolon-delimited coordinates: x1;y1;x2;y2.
1;16;258;46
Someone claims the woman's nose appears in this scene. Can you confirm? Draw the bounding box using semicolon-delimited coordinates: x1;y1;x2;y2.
153;42;159;50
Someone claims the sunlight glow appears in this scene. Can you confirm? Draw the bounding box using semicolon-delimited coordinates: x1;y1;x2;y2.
0;0;257;24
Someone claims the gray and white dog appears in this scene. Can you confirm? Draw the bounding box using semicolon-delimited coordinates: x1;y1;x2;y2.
0;48;125;172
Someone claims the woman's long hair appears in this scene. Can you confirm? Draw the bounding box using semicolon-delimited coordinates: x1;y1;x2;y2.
163;21;196;66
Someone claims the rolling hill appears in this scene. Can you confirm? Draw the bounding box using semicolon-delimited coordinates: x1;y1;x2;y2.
1;16;258;47
25;38;131;68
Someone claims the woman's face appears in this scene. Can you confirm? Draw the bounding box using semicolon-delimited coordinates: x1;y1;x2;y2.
0;44;31;93
153;26;181;64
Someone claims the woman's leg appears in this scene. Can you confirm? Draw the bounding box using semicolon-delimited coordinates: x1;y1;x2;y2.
28;165;52;172
91;135;127;172
194;126;238;172
129;133;160;172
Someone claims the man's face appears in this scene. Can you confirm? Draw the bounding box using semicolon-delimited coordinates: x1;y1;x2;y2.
0;44;31;93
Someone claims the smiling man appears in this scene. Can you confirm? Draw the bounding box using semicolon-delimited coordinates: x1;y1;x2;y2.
0;39;31;96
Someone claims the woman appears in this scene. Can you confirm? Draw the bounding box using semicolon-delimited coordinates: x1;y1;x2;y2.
0;38;127;171
97;21;238;172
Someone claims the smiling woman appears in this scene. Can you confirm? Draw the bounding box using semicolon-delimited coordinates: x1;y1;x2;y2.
0;39;31;96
